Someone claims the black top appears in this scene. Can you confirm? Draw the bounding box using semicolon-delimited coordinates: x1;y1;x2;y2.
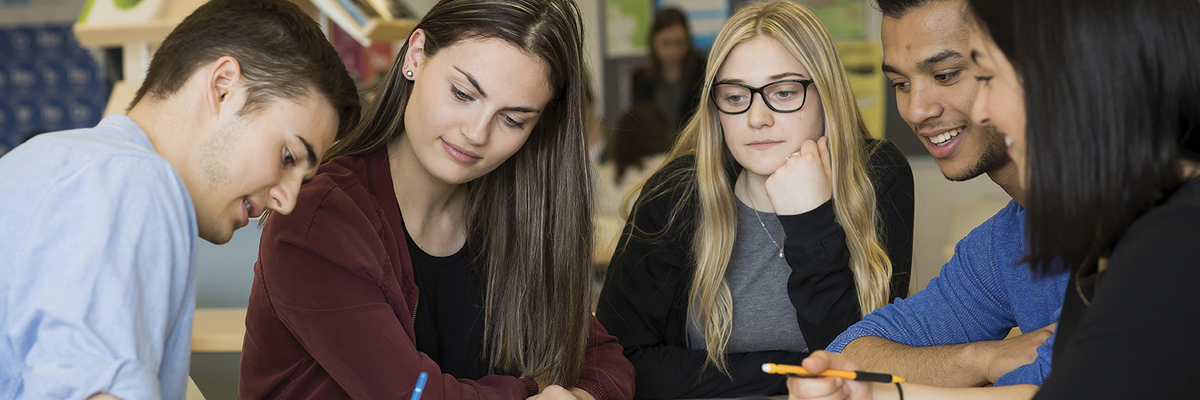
1034;177;1200;399
407;232;490;380
631;59;707;132
595;139;914;398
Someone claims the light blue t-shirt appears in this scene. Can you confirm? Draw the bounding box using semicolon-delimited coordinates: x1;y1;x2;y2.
826;200;1068;386
0;115;197;400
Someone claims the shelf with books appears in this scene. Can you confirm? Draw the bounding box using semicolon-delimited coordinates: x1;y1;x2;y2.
73;0;415;49
310;0;417;46
73;0;416;114
72;0;203;49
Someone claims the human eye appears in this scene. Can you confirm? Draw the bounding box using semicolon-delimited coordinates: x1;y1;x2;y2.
724;94;749;107
769;82;805;99
450;85;474;102
502;114;526;129
283;147;296;166
934;69;963;84
720;88;749;105
975;75;993;86
767;90;798;107
889;80;911;92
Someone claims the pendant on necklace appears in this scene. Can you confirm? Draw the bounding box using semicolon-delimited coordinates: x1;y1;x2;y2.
778;248;784;259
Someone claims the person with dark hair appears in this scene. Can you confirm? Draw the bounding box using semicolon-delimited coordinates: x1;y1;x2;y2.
969;0;1200;397
0;0;359;399
237;0;635;399
594;102;674;256
631;7;706;133
606;102;673;186
819;0;1068;390
787;0;1200;398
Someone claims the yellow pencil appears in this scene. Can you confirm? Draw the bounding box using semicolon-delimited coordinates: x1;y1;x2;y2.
762;363;905;383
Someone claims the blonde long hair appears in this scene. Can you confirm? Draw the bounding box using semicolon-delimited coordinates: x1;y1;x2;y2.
623;0;892;375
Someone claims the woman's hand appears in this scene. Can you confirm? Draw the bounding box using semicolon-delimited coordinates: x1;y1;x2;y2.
786;351;876;400
790;352;1043;400
526;385;596;400
766;136;834;216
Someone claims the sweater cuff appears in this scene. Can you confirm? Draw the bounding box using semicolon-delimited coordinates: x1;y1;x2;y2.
575;377;612;400
778;199;841;247
521;378;540;397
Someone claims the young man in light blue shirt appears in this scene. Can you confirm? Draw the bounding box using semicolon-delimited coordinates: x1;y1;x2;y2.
0;1;360;399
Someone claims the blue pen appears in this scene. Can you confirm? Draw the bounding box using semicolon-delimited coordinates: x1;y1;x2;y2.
410;372;428;400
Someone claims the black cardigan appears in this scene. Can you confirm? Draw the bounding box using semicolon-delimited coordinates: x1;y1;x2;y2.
1033;177;1200;399
595;139;913;399
630;59;707;132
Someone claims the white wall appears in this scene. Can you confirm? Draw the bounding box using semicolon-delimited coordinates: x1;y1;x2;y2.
579;0;604;116
907;156;1011;292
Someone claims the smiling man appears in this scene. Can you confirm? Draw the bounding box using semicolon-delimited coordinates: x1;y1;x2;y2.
817;0;1069;390
881;6;1011;186
0;1;359;399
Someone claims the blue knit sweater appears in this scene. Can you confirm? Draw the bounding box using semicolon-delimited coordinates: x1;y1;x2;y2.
826;200;1068;386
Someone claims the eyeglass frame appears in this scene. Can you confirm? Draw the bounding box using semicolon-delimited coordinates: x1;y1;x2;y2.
709;79;814;115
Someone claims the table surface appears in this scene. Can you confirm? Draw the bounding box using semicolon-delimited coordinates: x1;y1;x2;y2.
191;307;247;353
191;308;792;399
676;393;787;396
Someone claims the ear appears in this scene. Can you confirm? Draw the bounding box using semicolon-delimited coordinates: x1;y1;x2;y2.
205;56;245;117
402;29;428;81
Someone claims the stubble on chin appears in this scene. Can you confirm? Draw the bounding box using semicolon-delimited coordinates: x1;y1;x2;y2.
942;124;1009;182
202;226;233;245
195;121;239;244
197;120;237;190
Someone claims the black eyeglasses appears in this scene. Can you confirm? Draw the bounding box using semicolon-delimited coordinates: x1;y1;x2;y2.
710;79;813;114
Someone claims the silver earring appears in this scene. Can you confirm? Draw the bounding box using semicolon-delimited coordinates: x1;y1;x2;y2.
406;70;413;78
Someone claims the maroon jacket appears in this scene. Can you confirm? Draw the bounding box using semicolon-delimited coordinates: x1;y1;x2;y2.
238;148;635;400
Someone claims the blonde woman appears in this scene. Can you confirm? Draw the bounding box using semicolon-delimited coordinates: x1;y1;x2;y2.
595;1;913;398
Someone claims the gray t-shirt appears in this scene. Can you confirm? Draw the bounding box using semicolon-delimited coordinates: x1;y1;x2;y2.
687;197;808;353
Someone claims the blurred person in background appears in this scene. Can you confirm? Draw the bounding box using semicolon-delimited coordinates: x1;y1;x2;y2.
593;102;674;265
631;7;706;134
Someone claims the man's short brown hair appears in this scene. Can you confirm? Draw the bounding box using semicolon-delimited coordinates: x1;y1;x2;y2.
131;0;359;137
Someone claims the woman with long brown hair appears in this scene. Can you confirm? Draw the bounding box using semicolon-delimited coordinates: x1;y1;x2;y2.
237;0;634;398
631;7;707;133
596;1;913;398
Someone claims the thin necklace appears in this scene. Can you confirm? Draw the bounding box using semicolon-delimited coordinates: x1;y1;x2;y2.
741;171;785;259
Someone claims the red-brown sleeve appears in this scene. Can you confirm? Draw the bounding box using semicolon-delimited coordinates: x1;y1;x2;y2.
574;316;635;400
253;182;536;400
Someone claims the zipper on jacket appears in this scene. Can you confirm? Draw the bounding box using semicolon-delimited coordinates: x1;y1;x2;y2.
411;288;418;325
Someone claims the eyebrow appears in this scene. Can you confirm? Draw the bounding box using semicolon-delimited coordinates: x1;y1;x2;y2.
298;136;317;168
504;105;541;114
296;136;318;184
718;72;808;84
452;65;542;114
917;50;966;71
454;66;487;98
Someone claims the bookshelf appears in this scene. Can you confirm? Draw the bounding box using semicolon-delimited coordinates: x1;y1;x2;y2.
73;0;416;112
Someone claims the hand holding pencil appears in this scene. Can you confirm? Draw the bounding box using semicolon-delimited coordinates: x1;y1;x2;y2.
763;362;904;383
775;351;901;400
